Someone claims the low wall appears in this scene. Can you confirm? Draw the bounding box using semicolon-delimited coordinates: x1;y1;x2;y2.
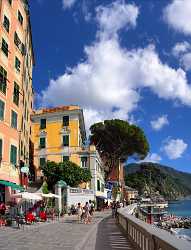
117;207;191;250
67;187;95;207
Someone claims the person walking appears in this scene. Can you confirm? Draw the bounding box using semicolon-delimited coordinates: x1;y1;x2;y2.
89;200;94;216
111;201;116;218
84;202;90;224
76;203;83;223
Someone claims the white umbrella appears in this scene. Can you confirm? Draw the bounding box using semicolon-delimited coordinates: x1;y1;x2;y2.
11;192;42;200
37;193;60;199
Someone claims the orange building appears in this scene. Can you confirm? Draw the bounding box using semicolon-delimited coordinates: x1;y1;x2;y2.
0;0;34;202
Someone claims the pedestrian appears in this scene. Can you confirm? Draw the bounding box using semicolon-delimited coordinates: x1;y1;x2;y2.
89;200;94;216
76;203;83;223
84;202;90;224
111;201;116;218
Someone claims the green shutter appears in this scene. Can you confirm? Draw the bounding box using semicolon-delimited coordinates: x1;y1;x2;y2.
63;135;69;146
40;137;46;148
1;39;8;57
40;119;46;129
3;15;10;32
97;180;100;191
11;110;17;129
0;66;7;95
13;82;19;106
40;158;46;167
63;156;69;161
0;139;2;159
63;116;69;126
10;145;17;165
0;100;5;121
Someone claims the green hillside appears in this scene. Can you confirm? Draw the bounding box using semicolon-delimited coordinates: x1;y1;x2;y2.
125;162;191;200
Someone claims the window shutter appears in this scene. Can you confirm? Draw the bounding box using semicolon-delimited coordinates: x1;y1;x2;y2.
63;116;69;126
10;145;17;165
40;138;45;148
40;119;46;129
63;135;69;146
0;139;2;159
0;100;4;120
63;156;69;161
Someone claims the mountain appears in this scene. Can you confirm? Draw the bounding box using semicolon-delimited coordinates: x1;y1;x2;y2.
125;162;191;200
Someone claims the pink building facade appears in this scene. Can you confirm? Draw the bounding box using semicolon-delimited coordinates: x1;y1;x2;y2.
0;0;34;202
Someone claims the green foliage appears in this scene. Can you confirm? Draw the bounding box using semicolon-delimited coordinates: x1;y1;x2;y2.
125;162;191;200
41;161;92;190
42;181;49;194
89;119;149;171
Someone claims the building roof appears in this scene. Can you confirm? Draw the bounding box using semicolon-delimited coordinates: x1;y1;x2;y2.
32;105;86;141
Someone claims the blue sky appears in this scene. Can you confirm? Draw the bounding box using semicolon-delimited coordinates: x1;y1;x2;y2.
30;0;191;173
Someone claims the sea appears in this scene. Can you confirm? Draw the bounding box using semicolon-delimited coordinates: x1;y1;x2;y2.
168;200;191;241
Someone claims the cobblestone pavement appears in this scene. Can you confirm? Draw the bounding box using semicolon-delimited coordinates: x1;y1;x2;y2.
0;212;109;250
0;212;134;250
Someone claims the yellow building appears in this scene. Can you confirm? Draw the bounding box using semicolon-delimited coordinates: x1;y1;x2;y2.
31;106;86;180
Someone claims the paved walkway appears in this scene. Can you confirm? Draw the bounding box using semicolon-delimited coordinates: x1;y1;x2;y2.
84;216;135;250
0;212;134;250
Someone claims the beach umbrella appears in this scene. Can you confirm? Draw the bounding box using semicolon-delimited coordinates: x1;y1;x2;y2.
37;193;60;199
11;192;42;200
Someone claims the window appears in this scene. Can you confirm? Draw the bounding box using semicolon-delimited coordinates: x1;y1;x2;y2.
40;119;46;129
10;145;17;165
11;110;17;129
0;66;7;95
97;180;100;191
3;15;10;32
39;157;46;167
13;82;19;106
39;137;46;148
1;39;8;57
0;139;2;161
8;0;12;5
63;116;69;126
14;32;21;48
18;11;23;25
0;99;5;121
63;135;69;146
15;57;21;72
20;141;23;156
21;43;26;55
63;156;69;162
81;157;87;168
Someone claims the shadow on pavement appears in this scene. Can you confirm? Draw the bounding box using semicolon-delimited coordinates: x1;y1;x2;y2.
95;216;134;250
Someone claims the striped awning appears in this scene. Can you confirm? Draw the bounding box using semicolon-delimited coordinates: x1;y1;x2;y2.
0;180;24;191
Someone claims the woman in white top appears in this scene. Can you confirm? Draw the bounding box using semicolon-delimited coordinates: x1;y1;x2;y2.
76;203;83;223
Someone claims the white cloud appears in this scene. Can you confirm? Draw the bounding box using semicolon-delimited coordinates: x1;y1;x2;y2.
172;41;191;71
162;138;188;160
163;0;191;35
40;1;191;131
172;41;190;57
62;0;76;9
140;153;162;163
150;115;169;131
181;53;191;71
96;1;139;39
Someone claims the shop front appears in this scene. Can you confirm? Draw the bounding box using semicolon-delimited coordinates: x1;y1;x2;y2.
0;162;23;203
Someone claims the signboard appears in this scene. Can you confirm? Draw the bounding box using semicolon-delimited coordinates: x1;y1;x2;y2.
21;166;29;174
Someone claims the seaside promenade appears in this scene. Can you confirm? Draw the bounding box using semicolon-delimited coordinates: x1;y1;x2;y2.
0;211;134;250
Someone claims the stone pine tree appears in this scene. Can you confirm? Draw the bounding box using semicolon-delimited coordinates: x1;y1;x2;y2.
89;119;149;175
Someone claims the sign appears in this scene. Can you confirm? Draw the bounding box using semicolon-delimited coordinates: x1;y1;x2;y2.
21;166;29;174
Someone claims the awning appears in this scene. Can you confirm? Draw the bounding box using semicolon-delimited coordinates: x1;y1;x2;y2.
96;196;107;200
0;180;24;191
